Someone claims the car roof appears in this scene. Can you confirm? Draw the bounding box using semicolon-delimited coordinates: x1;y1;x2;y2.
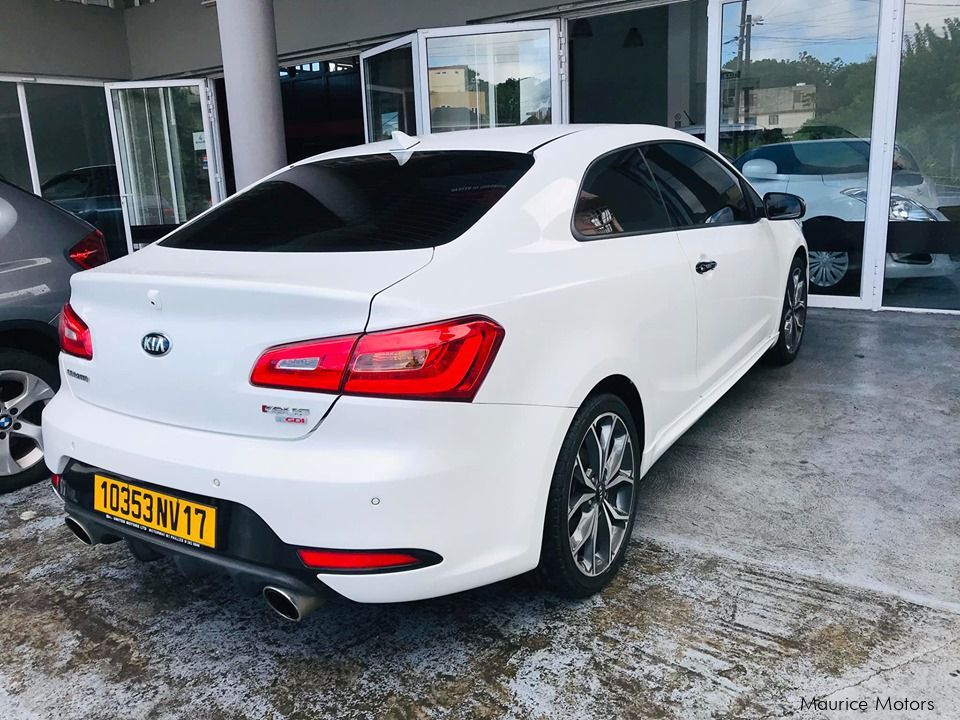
295;124;704;165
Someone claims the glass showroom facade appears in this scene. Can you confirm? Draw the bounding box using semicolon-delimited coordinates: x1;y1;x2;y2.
1;0;957;312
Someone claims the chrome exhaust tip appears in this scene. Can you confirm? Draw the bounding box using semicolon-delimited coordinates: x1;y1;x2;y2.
64;516;96;546
263;585;322;622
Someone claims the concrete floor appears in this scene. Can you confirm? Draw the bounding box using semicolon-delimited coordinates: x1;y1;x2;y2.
1;308;959;719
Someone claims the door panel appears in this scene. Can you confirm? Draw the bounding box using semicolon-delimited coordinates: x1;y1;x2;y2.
106;80;224;253
641;141;779;390
677;223;778;390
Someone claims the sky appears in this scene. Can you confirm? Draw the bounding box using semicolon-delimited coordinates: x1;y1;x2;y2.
720;0;960;65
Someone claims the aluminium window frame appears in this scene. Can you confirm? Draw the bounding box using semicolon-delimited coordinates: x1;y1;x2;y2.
0;75;111;197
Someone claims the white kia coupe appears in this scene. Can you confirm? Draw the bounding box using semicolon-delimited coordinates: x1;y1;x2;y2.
43;125;807;621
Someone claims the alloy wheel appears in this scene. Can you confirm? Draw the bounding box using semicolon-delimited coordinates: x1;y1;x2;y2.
0;370;54;476
783;266;808;354
567;412;635;577
808;250;849;288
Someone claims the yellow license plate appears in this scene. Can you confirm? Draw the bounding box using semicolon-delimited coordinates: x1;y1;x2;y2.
94;474;217;549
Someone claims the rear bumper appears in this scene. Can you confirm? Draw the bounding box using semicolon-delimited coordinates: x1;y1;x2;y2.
61;484;330;601
43;389;574;603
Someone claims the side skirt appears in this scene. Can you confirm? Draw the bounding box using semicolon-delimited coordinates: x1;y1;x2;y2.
640;332;779;476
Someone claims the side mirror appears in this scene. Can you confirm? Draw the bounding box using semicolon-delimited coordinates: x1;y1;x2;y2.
764;192;805;221
742;158;779;178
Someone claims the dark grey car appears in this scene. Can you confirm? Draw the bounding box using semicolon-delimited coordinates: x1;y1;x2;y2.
0;180;109;492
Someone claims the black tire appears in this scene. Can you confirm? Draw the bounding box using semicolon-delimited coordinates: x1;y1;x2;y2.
768;254;808;366
536;393;641;597
0;349;59;494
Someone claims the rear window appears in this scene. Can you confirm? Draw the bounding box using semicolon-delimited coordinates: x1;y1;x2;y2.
161;151;534;252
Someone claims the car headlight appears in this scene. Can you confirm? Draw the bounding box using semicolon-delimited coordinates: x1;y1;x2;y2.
840;188;938;221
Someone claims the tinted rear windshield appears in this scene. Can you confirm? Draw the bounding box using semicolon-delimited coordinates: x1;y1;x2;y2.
161;151;534;252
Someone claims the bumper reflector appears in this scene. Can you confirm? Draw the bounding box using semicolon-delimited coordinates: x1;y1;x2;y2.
297;548;426;572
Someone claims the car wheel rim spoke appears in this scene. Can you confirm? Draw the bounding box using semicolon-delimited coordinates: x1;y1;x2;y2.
5;371;54;413
0;435;21;475
568;412;635;577
12;420;42;450
0;370;53;476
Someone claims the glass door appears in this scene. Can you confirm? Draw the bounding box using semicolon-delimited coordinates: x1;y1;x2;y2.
360;34;421;142
105;80;225;253
879;1;960;311
713;0;882;307
360;22;561;140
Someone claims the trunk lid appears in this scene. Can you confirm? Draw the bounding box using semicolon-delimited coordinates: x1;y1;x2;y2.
64;244;432;439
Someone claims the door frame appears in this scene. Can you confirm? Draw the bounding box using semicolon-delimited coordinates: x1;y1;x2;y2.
104;78;225;255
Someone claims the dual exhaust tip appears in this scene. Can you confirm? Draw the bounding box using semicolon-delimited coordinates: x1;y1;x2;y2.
262;586;323;622
64;516;96;546
64;517;322;622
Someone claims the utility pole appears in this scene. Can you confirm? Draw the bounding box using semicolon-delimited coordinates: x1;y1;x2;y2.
743;14;753;123
733;0;748;124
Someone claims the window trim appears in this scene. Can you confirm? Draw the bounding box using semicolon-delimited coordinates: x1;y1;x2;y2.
570;139;764;244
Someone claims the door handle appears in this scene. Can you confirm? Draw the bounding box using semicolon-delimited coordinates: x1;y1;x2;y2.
696;260;718;274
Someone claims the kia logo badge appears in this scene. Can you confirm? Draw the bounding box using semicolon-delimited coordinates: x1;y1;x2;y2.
142;333;171;357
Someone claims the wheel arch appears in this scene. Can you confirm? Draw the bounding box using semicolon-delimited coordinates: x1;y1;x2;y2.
583;374;645;452
0;321;60;362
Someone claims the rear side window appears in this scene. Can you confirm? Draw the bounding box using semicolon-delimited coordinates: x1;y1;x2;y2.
162;151;534;252
573;147;672;238
642;143;752;227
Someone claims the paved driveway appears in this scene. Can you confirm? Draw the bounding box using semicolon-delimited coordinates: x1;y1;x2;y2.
1;308;958;719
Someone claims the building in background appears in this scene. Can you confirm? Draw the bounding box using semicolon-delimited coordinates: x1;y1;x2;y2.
0;0;957;314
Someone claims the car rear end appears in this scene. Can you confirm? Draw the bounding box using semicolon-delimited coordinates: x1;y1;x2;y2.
0;180;108;492
42;142;574;613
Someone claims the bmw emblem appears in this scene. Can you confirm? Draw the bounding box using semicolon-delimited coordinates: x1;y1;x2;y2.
0;415;11;430
142;333;171;357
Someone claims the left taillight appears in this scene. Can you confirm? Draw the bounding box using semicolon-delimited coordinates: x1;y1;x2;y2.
250;316;504;402
68;229;109;270
59;303;92;360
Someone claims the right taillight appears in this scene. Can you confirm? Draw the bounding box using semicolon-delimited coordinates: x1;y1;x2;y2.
68;229;109;270
250;334;359;393
59;303;93;360
250;316;504;402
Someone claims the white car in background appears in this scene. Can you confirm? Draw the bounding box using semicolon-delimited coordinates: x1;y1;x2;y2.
735;138;960;291
44;125;807;621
